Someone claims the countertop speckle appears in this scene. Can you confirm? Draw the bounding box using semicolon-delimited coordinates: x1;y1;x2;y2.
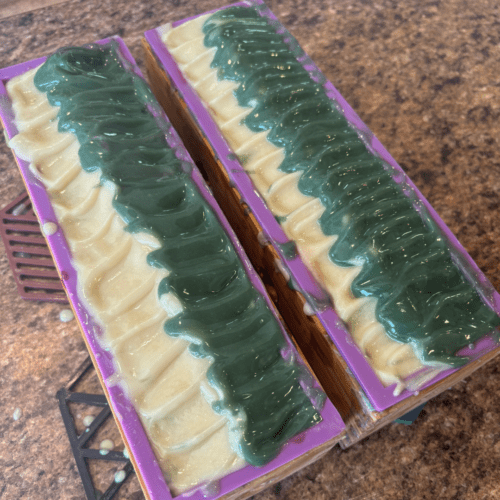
1;1;500;499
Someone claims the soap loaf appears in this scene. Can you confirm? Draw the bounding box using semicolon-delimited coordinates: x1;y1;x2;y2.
143;2;500;412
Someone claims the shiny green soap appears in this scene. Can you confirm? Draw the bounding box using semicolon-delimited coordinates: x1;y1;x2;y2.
202;6;500;367
34;42;322;466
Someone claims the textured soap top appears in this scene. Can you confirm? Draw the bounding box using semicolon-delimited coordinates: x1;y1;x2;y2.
198;5;500;368
33;42;323;467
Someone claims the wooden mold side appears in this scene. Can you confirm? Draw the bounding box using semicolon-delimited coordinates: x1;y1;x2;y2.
142;39;361;421
142;38;500;450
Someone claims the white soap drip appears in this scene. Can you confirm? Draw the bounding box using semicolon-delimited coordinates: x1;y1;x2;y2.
114;470;126;483
274;258;290;282
82;415;95;427
59;309;74;322
42;221;57;236
303;302;315;316
257;231;269;247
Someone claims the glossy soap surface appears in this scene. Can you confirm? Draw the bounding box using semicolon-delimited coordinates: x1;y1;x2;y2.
33;43;322;467
201;6;500;368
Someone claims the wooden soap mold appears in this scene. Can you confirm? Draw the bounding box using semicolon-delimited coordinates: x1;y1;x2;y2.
142;39;500;450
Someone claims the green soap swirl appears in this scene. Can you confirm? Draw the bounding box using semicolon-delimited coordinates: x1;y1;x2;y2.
202;6;500;367
34;42;322;466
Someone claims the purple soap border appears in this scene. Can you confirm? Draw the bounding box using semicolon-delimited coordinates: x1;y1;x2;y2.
144;0;500;412
0;36;344;500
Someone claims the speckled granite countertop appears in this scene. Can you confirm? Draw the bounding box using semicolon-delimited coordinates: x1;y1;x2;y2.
1;1;500;499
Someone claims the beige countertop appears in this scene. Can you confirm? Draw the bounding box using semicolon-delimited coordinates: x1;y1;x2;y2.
1;1;500;499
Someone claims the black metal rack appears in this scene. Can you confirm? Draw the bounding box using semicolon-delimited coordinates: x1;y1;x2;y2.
56;357;136;500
